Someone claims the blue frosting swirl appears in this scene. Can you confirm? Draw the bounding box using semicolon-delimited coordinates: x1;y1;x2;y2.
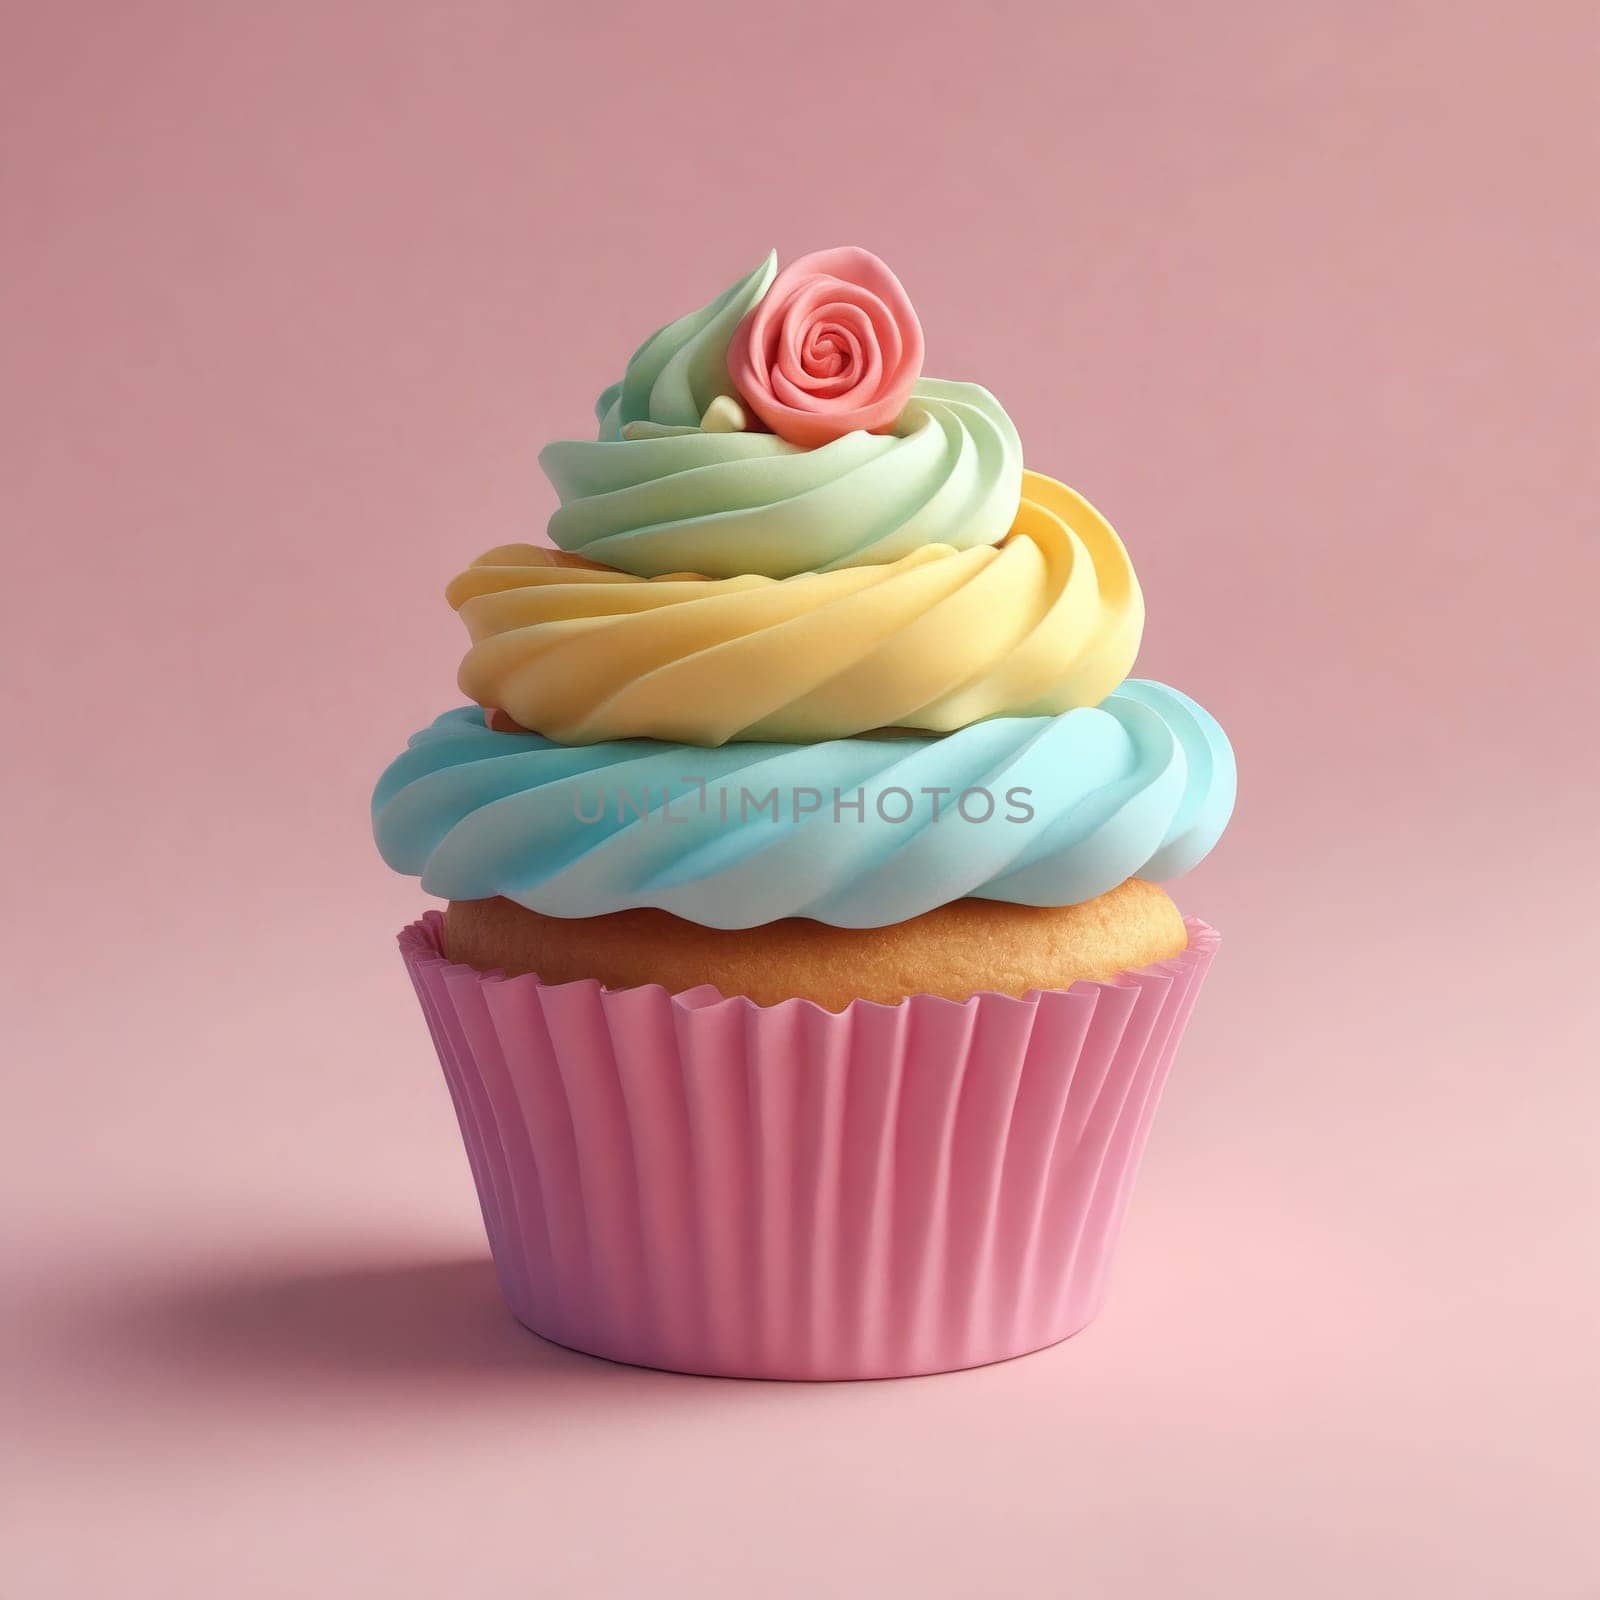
372;680;1235;930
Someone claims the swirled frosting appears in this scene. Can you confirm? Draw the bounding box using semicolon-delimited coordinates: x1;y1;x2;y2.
373;245;1235;932
543;378;1022;580
371;680;1234;930
553;254;1020;580
594;253;776;438
448;470;1143;746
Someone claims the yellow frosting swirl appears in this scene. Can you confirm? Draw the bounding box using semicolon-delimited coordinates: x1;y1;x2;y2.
446;471;1143;746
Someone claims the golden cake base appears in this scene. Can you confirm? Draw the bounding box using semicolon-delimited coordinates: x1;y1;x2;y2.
443;878;1187;1011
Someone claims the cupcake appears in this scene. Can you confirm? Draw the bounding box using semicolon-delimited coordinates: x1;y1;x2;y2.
374;247;1235;1379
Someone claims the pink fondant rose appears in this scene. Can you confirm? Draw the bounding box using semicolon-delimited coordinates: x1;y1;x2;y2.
727;246;924;447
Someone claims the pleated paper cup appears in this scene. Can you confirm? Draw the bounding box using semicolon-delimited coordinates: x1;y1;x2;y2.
400;910;1219;1381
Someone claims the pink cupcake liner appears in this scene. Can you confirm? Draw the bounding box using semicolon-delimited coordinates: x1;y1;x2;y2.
400;910;1219;1381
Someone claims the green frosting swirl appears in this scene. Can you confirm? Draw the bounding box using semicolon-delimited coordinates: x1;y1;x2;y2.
543;257;1025;581
595;253;776;438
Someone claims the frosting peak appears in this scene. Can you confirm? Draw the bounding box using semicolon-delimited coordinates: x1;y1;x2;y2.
543;255;1025;580
595;252;776;439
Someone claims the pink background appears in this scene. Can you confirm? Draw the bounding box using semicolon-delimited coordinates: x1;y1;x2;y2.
3;2;1596;1594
